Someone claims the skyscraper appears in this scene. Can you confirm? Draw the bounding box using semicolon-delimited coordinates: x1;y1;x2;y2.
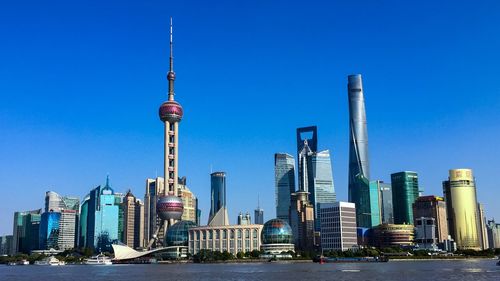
347;74;371;228
486;219;500;249
289;191;315;252
377;181;394;224
413;195;448;243
208;172;229;226
274;153;295;223
296;126;317;157
12;209;41;254
443;168;481;250
367;180;382;227
319;202;357;251
143;177;165;245
254;196;264;225
39;211;61;250
45;191;79;213
391;171;419;225
122;190;144;249
477;203;489;250
44;191;79;249
80;177;119;252
296;127;336;231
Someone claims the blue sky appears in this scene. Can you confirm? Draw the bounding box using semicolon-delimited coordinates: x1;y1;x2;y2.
1;0;500;235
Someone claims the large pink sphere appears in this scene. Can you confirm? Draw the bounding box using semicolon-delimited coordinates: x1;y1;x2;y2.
157;195;183;221
159;101;183;123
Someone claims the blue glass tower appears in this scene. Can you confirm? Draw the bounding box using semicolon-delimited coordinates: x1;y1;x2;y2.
209;172;226;223
39;211;61;250
81;176;119;252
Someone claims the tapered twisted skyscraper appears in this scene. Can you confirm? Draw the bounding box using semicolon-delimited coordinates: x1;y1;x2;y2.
347;74;372;228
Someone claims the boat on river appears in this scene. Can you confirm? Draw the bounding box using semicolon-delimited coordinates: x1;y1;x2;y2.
34;256;65;266
314;256;389;263
84;254;112;265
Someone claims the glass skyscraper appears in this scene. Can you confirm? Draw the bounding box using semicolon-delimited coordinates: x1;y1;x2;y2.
274;153;296;223
391;171;419;225
209;172;227;224
296;127;336;231
39;211;61;250
378;181;394;224
310;150;336;230
12;209;41;254
80;177;119;252
347;74;372;228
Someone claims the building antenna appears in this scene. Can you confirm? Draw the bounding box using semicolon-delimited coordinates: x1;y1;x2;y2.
257;194;260;209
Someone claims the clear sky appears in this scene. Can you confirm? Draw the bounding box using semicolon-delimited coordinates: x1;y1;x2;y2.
1;1;500;235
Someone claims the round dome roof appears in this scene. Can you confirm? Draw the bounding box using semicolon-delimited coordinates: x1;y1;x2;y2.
159;100;183;122
261;218;293;244
165;220;197;246
157;195;184;221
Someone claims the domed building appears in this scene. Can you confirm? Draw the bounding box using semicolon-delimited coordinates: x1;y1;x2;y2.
260;219;295;255
165;220;196;247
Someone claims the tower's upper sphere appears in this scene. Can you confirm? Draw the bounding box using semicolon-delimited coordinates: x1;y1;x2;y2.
157;195;184;221
159;100;183;123
261;218;293;244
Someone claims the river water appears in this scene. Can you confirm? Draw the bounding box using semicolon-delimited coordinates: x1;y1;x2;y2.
1;259;499;281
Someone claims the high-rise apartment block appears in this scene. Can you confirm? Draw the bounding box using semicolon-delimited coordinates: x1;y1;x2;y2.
477;203;489;250
391;171;419;224
319;202;357;251
443;169;481;250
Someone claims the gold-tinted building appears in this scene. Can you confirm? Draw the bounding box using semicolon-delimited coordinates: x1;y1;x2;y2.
443;169;481;250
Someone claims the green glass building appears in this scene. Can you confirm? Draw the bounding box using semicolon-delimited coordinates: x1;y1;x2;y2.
391;171;419;224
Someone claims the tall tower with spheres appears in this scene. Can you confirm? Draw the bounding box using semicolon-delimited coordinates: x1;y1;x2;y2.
147;17;184;249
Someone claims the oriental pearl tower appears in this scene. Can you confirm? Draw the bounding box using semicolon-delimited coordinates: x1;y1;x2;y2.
148;18;184;249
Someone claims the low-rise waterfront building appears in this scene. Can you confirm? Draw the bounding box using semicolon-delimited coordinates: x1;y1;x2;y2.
372;223;414;248
188;224;263;255
260;219;294;255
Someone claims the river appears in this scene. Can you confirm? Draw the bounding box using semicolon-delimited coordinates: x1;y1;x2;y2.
1;259;499;281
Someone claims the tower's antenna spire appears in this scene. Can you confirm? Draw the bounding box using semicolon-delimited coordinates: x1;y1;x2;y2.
167;16;175;101
169;16;173;72
257;194;260;209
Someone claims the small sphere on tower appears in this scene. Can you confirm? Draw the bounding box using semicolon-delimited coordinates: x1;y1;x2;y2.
157;194;184;221
167;71;176;81
159;100;183;123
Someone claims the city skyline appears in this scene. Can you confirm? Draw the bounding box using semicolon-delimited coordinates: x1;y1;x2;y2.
2;1;500;235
